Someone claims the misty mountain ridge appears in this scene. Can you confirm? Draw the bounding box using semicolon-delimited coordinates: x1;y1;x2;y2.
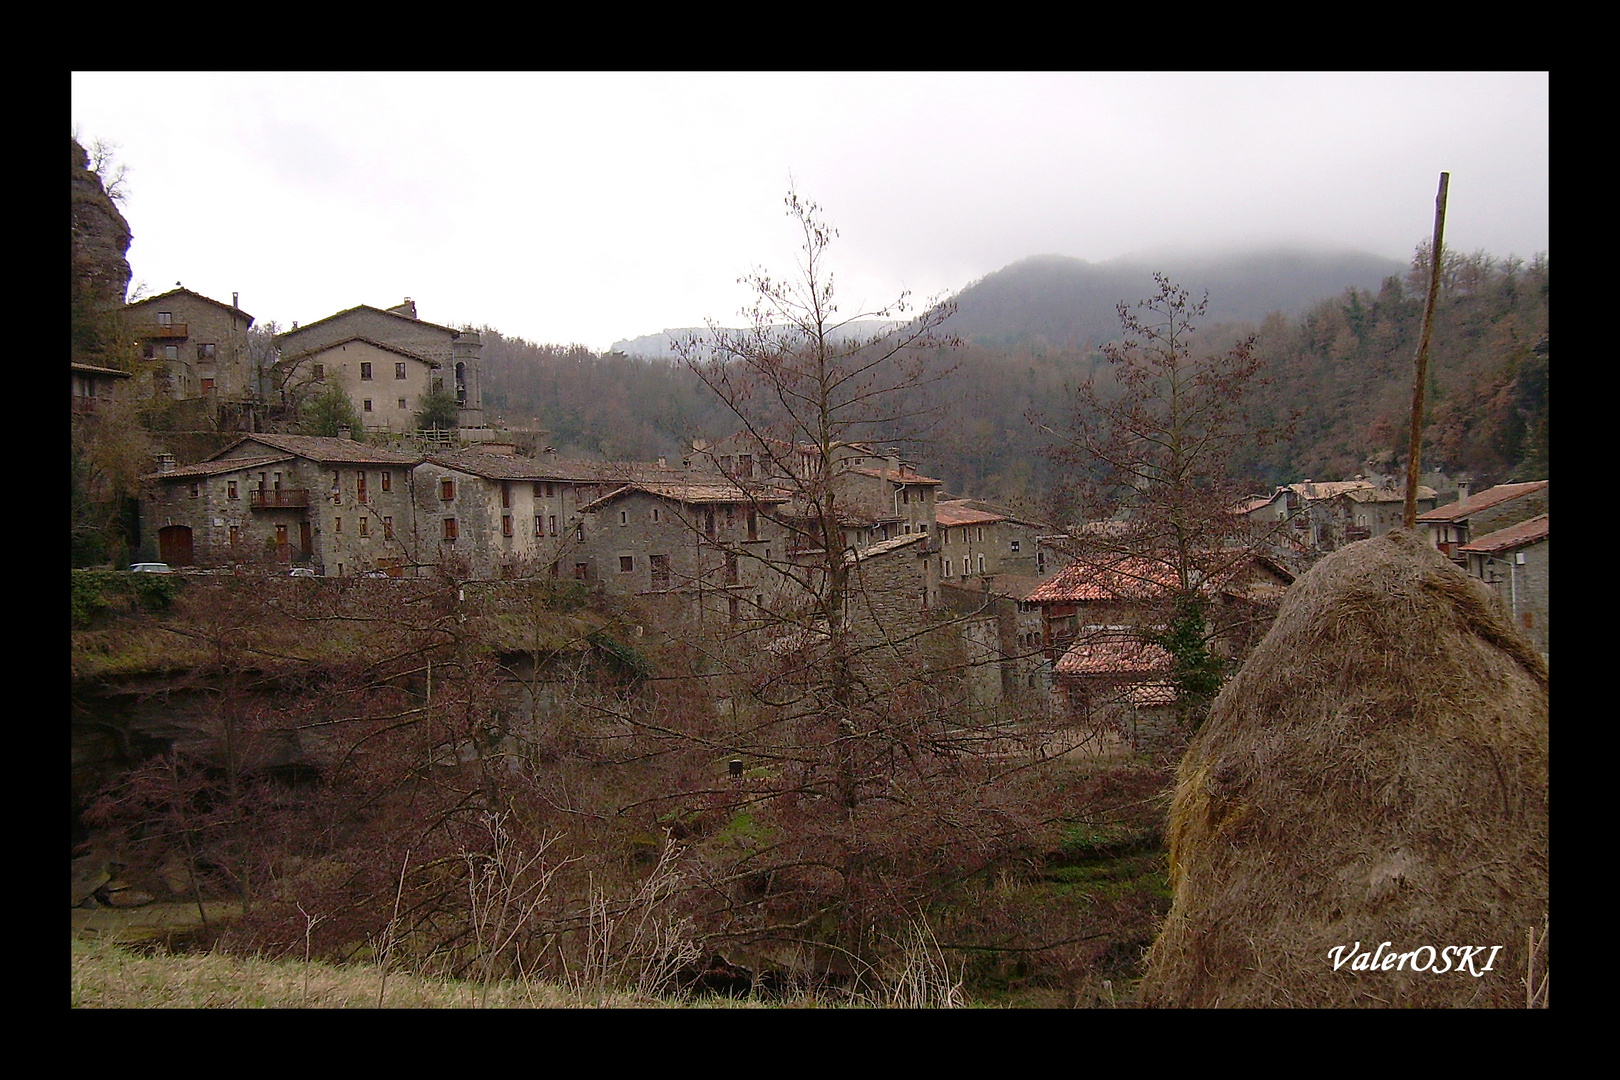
940;246;1406;349
613;245;1405;358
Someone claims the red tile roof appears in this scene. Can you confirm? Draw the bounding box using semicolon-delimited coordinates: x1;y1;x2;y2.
1458;514;1549;554
143;454;291;481
1054;634;1173;677
935;500;1005;527
1417;481;1548;523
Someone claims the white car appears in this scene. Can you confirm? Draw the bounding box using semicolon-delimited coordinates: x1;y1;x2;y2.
128;562;173;573
288;567;319;577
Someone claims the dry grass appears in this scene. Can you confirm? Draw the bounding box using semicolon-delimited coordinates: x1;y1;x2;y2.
69;936;791;1009
1141;531;1548;1007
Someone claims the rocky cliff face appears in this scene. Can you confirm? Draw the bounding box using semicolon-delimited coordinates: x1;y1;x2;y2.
71;137;133;364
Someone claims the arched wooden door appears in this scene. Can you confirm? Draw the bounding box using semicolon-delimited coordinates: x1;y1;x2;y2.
158;525;193;566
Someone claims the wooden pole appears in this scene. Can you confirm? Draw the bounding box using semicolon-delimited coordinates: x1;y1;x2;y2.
1404;172;1450;529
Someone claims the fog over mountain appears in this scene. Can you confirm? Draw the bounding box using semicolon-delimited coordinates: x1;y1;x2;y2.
612;246;1406;358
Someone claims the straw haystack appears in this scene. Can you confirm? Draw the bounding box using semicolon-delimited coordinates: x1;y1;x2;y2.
1140;531;1548;1007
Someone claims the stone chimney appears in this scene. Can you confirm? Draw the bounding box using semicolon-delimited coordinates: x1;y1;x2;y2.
156;453;176;474
1456;477;1472;505
233;291;239;310
887;447;901;473
388;298;418;320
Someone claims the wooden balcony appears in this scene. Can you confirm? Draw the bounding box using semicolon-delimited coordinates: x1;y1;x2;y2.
250;488;310;510
137;322;189;339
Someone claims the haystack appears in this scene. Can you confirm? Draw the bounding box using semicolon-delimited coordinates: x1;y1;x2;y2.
1140;531;1548;1007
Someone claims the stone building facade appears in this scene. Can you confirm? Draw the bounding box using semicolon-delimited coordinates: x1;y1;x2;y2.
1459;513;1549;659
125;287;256;403
140;433;419;575
275;300;490;435
1419;481;1550;561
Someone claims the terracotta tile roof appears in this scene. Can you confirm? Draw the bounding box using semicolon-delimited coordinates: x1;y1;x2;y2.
1023;557;1179;604
144;454;291;481
71;362;133;378
935;500;1005;527
847;465;943;485
579;475;788;512
425;448;603;482
1122;681;1178;706
1417;481;1548;523
275;304;460;344
1054;633;1173;677
1458;514;1549;553
215;433;419;466
126;287;253;323
277;335;442;366
846;533;928;564
1341;485;1437;503
1023;550;1292;605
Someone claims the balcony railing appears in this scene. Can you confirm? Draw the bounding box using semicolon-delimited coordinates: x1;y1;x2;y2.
250;488;310;509
137;322;189;339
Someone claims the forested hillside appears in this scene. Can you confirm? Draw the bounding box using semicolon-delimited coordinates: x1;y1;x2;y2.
478;246;1548;510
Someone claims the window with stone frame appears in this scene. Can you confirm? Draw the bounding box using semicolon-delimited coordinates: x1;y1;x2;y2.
443;518;458;541
651;554;671;590
361;362;373;380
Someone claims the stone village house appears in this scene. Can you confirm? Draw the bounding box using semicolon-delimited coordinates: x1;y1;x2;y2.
274;299;494;440
141;433;419;575
124;287;257;405
1458;513;1549;659
1417;480;1549;562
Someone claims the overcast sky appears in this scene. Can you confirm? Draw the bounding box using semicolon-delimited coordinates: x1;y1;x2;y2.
71;72;1548;353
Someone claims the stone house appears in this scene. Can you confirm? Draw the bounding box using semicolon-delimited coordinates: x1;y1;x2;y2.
575;474;792;625
140;433;419;575
274;299;492;438
1417;480;1549;562
125;287;255;403
278;337;444;434
412;448;618;581
1245;479;1437;553
71;362;131;416
935;499;1053;582
1458;513;1549;658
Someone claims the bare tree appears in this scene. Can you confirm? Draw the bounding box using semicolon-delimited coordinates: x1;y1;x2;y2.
1041;273;1295;730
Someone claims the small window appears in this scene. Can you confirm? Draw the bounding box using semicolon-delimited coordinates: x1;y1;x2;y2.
357;472;368;503
395;362;407;380
535;516;544;536
739;454;754;479
164;345;178;361
726;552;739;585
190;482;199;499
977;527;984;543
978;554;985;573
227;480;239;499
335;517;343;533
619;555;634;573
651;554;671;590
199;377;215;392
398;398;408;410
312;363;325;379
1010;539;1021;553
575;523;584;542
361;362;373;380
383;516;394;539
197;343;217;361
550;514;558;536
363;399;373;412
502;515;513;537
359;518;369;537
440;479;456;501
502;483;512;509
443;518;458;541
574;563;588;580
619;510;628;527
156;311;173;326
229;525;239;546
381;471;392;492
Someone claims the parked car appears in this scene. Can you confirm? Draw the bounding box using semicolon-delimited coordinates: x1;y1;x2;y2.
128;562;173;573
288;566;319;577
